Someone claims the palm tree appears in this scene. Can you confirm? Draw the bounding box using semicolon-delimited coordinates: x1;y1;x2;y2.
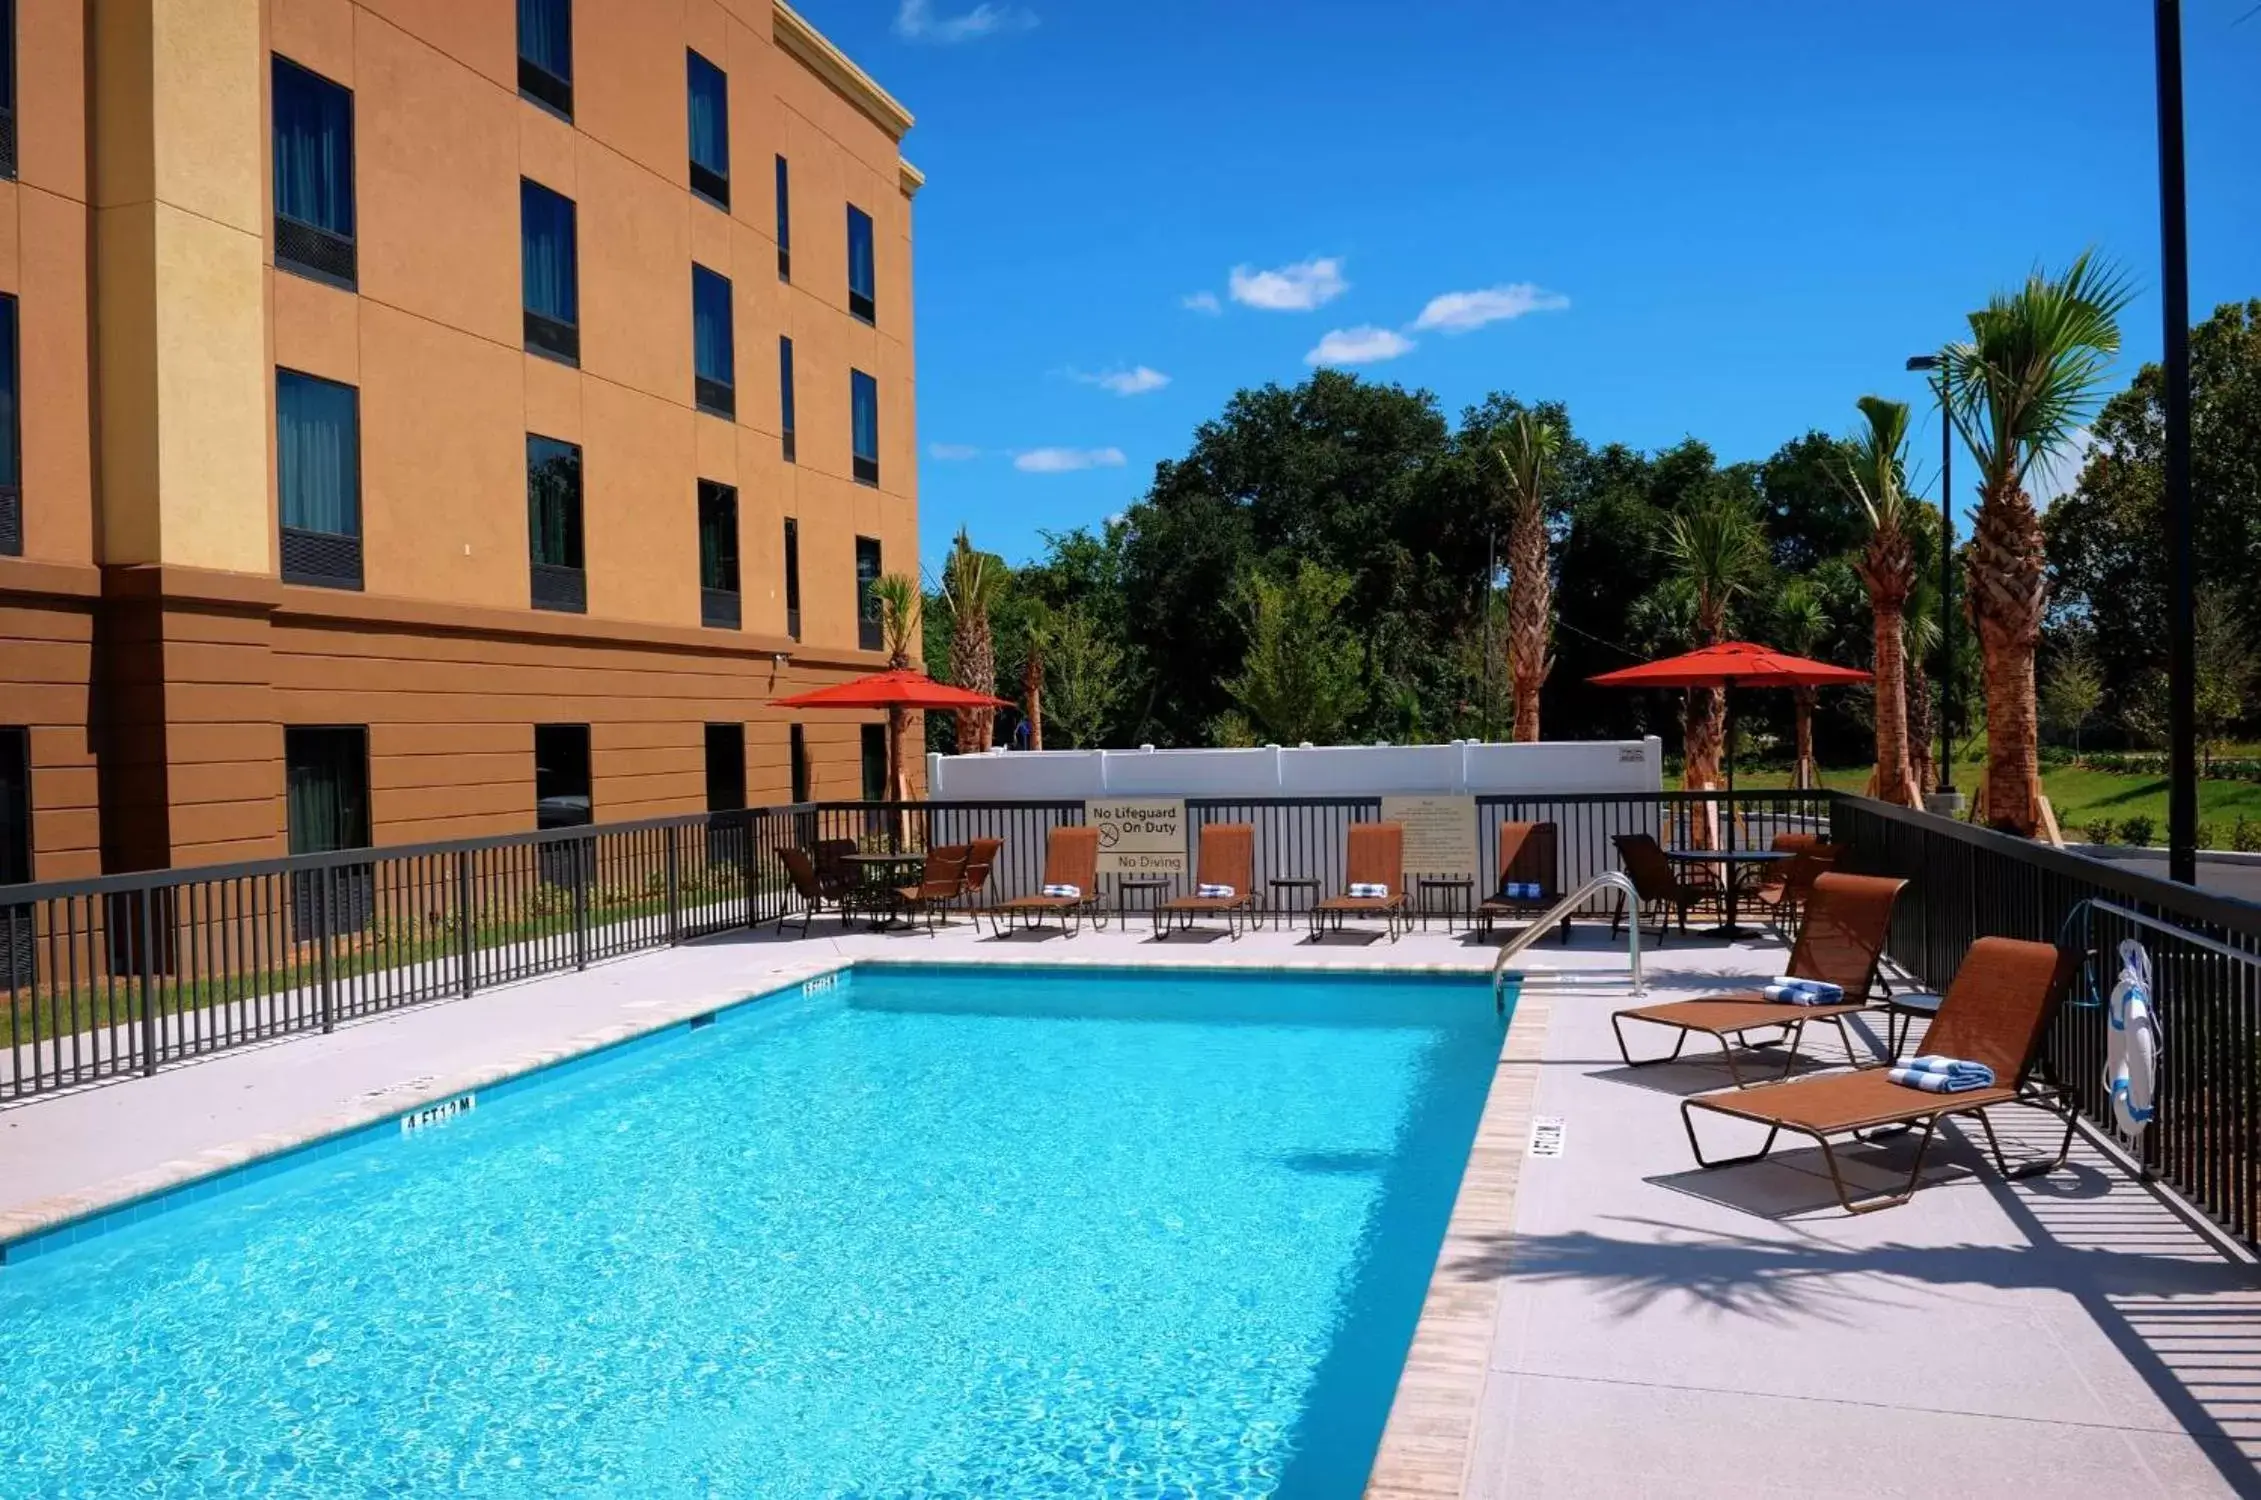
868;572;921;801
1904;581;1940;795
1493;413;1560;742
1771;581;1829;789
937;529;1003;753
1839;395;1923;808
1663;492;1767;790
1021;600;1053;751
1945;251;2132;834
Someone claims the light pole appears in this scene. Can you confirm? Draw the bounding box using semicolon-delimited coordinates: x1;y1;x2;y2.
1906;353;1957;807
2156;0;2196;885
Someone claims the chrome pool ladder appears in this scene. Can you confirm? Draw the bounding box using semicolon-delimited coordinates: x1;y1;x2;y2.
1490;871;1644;1015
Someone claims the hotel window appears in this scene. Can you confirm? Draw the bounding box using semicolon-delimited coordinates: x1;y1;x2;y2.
860;724;887;802
855;535;882;652
0;294;17;556
521;179;579;365
285;726;373;938
0;0;16;181
774;155;791;280
0;726;27;985
779;336;797;463
277;370;362;590
527;435;585;613
271;58;356;289
846;204;875;323
782;516;802;640
692;265;734;419
534;724;592;829
517;0;573;119
698;480;740;630
851;369;879;486
687;50;729;208
704;724;746;812
788;724;809;804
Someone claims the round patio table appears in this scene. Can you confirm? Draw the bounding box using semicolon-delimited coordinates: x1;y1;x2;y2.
1665;847;1790;941
841;852;925;927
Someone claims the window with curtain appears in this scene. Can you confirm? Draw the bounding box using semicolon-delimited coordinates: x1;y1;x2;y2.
704;723;746;812
692;265;734;418
855;534;882;651
285;726;372;937
527;434;585;612
846;204;876;323
277;369;362;589
687;51;729;207
272;57;355;287
783;516;801;640
521;179;579;363
779;336;797;463
851;369;879;486
517;0;573;117
774;155;791;280
0;294;18;557
698;479;739;629
534;724;592;831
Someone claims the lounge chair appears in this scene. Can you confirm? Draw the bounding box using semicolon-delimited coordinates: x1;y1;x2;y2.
1681;936;2080;1214
775;846;849;936
1609;832;1719;944
1155;822;1256;938
954;836;1004;917
885;844;971;934
1311;823;1408;941
1752;833;1835;934
983;825;1103;936
1474;821;1570;943
1610;872;1907;1086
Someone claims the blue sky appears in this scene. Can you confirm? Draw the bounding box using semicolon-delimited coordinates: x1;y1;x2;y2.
799;0;2261;569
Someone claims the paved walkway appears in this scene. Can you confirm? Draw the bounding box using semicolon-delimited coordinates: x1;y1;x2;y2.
1;912;2253;1496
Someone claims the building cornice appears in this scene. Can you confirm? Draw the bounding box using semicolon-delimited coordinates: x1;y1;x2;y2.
772;1;915;143
899;159;925;197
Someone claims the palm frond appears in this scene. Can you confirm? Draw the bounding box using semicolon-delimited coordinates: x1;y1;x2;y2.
1945;249;2133;492
1836;394;1912;534
1492;412;1560;513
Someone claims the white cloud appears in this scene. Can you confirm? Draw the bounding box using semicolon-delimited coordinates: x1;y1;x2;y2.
928;443;982;461
1228;257;1348;312
1181;291;1222;315
1412;283;1571;333
1072;365;1170;397
1304;326;1415;366
893;0;1035;43
1015;446;1127;473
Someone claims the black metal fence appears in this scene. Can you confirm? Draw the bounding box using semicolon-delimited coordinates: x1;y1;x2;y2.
1833;797;2261;1249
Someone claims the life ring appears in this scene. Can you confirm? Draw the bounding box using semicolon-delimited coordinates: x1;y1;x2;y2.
2104;939;2162;1137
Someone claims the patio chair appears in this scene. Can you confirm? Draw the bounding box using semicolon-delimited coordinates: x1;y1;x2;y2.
1610;872;1907;1087
775;846;849;937
1680;935;2081;1213
888;844;972;934
1311;823;1408;941
983;825;1103;937
1752;833;1835;934
1155;822;1256;939
1609;832;1719;944
1474;821;1570;943
955;837;1004;915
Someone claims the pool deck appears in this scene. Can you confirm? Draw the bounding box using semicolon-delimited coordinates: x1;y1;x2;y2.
2;911;2256;1496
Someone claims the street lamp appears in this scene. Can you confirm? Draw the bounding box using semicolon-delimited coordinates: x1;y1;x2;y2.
1906;353;1957;806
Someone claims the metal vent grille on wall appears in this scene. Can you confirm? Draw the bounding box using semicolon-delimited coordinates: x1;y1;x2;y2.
691;161;729;209
701;587;741;630
0;484;20;556
518;60;572;119
275;216;357;290
280;527;363;590
695;377;735;420
524;310;579;365
532;563;586;613
0;107;16;181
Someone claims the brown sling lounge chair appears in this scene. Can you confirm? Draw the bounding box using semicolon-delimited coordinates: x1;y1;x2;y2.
1155;822;1256;938
888;844;971;934
1681;936;2081;1214
1611;872;1907;1087
1475;821;1570;943
776;846;848;936
1752;834;1835;934
955;837;1004;915
984;825;1103;936
1311;823;1407;941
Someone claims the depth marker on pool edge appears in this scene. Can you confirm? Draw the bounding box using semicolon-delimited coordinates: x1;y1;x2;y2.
1526;1116;1566;1159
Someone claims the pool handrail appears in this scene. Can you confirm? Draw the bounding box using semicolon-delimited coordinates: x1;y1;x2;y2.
1492;871;1643;1013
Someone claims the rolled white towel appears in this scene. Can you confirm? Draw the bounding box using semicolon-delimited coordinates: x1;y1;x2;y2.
1760;976;1845;1005
1887;1055;1996;1093
1348;882;1390;899
1196;883;1237;898
1040;883;1083;899
1497;881;1546;902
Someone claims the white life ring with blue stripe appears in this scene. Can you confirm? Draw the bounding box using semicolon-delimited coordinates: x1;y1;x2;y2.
2104;939;2161;1137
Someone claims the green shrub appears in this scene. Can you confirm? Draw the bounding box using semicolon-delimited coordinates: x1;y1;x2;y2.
2082;820;2116;845
2235;816;2261;854
2196;821;2216;851
2116;815;2157;847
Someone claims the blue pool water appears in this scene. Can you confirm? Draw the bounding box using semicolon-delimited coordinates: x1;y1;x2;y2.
0;965;1504;1498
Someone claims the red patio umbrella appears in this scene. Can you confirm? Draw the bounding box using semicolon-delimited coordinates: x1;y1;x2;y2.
1592;642;1868;934
770;668;1012;803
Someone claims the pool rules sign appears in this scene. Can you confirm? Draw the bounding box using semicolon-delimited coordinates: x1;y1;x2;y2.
1087;798;1188;876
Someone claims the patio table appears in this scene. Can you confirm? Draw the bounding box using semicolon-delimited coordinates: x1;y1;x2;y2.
1665;847;1789;941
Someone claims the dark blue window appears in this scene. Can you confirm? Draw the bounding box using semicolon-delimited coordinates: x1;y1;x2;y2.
527;435;585;613
846;204;875;323
779;336;796;462
272;57;355;287
0;0;17;181
517;0;572;117
278;368;363;589
687;51;729;207
774;156;790;280
851;369;878;486
521;179;579;363
0;295;18;556
693;265;734;417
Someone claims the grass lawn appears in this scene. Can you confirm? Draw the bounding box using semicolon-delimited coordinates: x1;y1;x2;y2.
1737;757;2261;841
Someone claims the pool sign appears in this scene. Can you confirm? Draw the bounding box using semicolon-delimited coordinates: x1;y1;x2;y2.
1088;797;1187;876
1381;794;1478;879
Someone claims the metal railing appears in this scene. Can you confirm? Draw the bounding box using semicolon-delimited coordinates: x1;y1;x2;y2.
1494;871;1644;1011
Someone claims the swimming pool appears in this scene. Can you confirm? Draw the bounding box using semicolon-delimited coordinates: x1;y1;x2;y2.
0;963;1505;1497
